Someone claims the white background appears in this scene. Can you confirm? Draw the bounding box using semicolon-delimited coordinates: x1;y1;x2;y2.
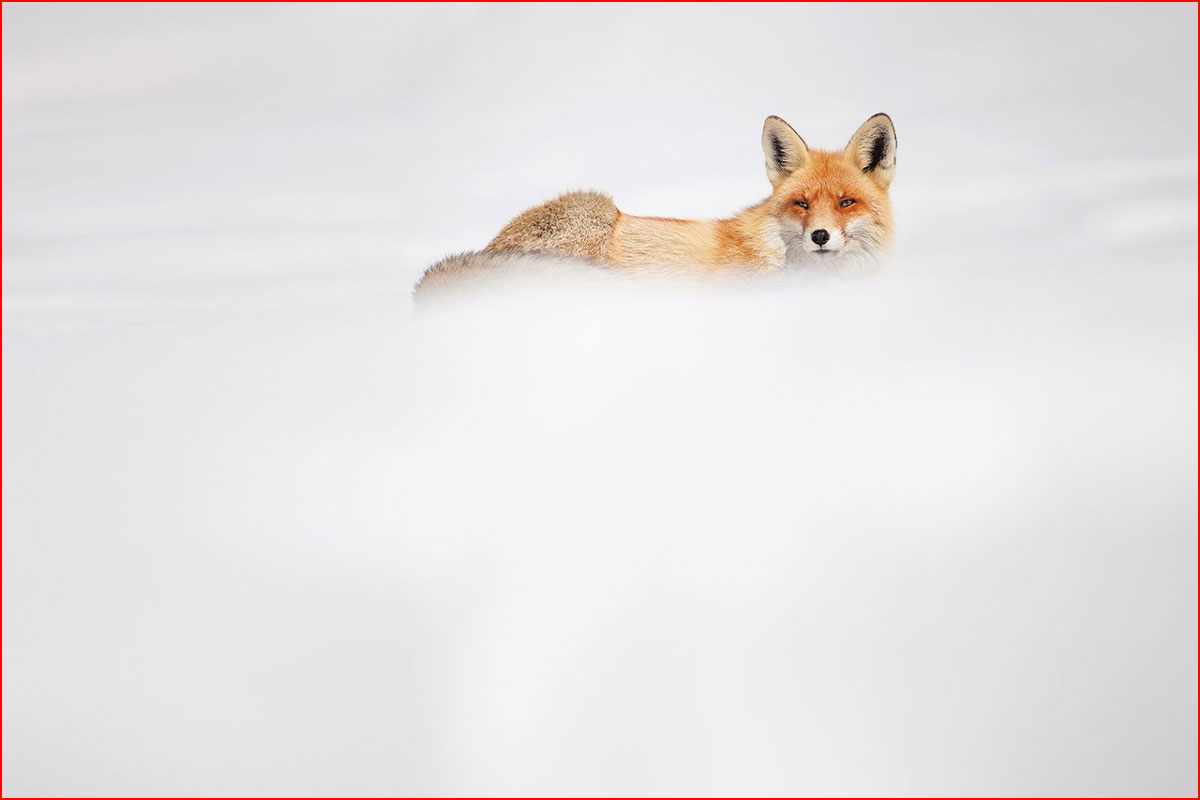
3;3;1197;795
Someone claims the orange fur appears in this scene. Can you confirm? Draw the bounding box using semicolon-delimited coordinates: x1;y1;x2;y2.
415;114;896;296
604;146;893;271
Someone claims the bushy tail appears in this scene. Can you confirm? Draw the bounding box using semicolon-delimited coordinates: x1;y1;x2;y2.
414;191;621;301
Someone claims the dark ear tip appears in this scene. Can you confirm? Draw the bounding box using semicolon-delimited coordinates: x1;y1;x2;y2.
867;112;895;129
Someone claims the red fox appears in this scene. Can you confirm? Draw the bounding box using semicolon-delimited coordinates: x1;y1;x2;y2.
415;114;895;295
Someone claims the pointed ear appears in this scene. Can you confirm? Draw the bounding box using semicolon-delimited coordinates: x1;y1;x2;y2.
845;113;897;188
761;116;809;188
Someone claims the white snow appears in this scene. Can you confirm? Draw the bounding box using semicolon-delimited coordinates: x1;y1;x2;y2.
3;4;1197;795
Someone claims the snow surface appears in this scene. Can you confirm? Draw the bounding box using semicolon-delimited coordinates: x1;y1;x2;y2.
3;3;1197;795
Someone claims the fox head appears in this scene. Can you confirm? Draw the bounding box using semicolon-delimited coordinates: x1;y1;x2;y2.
761;113;896;269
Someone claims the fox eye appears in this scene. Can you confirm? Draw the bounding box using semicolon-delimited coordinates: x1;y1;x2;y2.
794;200;809;210
839;198;856;208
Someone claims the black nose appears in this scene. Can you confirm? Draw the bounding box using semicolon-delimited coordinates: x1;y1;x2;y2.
811;229;830;246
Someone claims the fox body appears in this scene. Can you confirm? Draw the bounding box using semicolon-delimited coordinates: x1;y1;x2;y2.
416;114;896;294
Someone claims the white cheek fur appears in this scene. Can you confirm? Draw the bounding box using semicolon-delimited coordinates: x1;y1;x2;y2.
782;214;887;271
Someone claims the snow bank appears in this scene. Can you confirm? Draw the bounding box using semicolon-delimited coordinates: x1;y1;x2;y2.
3;3;1196;795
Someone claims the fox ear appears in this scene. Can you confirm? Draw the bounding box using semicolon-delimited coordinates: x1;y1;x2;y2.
762;116;809;187
845;113;897;187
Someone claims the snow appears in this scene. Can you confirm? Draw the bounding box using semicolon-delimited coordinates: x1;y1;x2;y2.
3;3;1197;795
